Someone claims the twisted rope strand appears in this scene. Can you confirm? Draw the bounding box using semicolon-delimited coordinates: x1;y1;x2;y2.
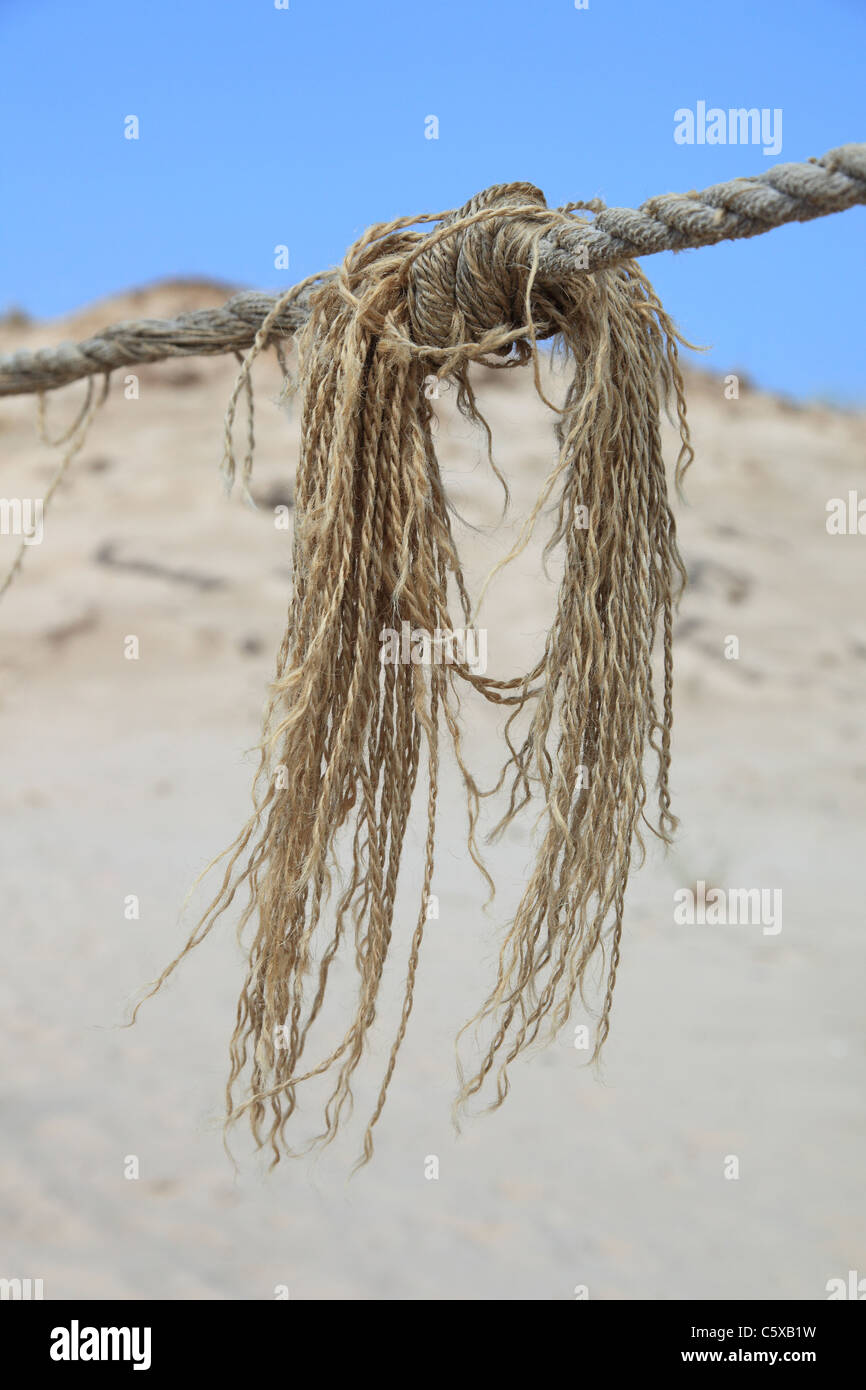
1;144;862;398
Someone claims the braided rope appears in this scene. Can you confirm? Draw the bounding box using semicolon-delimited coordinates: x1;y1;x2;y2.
1;143;863;399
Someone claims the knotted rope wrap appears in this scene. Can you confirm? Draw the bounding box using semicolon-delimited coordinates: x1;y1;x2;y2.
136;181;694;1167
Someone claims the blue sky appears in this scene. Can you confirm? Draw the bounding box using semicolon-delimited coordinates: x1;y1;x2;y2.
1;0;863;401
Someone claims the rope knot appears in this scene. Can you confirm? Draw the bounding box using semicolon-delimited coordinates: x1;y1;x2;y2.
405;182;568;361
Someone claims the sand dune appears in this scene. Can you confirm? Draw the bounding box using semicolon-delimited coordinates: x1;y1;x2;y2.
0;283;864;1299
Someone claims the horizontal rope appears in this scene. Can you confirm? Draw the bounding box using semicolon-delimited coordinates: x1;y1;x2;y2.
1;142;863;398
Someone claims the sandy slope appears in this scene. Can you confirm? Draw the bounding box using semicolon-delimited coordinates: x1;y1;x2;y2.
0;283;864;1300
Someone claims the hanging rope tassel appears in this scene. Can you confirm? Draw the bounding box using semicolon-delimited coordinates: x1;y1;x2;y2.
130;180;696;1166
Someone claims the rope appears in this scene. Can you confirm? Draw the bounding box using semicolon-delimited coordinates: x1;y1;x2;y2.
1;143;863;399
127;182;698;1165
5;143;863;1165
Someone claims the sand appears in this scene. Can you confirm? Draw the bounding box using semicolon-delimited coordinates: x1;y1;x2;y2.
0;282;863;1300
